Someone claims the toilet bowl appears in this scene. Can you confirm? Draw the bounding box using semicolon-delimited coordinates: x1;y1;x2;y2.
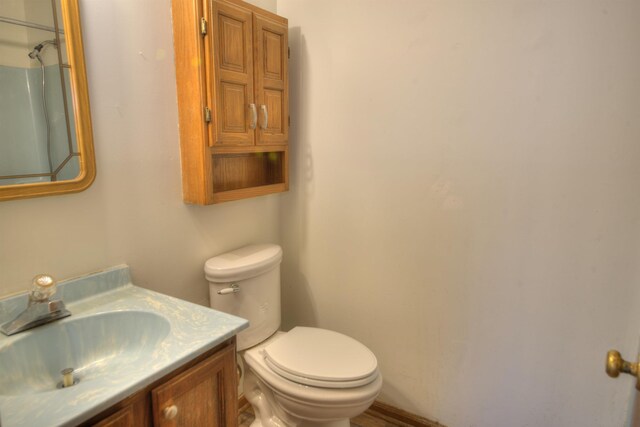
205;244;382;427
243;331;382;427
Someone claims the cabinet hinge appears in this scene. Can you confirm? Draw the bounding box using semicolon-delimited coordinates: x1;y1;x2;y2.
288;115;290;127
200;17;208;36
204;107;212;123
288;46;290;59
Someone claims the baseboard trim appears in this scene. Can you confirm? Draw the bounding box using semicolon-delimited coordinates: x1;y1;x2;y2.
367;400;444;427
238;395;249;412
238;395;444;427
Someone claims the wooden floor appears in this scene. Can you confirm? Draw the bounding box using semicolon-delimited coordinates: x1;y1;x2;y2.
239;404;427;427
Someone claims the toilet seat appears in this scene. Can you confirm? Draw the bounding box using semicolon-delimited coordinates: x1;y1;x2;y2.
261;327;379;389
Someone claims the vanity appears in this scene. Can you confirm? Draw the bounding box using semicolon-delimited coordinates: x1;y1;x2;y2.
89;341;237;427
0;266;248;427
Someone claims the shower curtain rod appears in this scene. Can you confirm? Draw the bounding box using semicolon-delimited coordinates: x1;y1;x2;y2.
0;16;63;34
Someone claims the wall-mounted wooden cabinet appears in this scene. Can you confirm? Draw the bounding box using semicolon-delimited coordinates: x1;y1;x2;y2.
172;0;289;204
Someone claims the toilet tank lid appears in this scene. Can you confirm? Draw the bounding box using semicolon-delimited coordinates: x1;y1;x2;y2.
205;244;282;282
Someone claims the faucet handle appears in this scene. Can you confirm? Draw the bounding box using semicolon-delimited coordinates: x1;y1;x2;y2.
29;274;57;303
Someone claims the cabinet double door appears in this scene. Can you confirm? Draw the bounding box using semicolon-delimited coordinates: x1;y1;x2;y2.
208;1;288;147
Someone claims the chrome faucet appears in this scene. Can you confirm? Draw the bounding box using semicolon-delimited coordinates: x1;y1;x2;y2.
0;275;71;336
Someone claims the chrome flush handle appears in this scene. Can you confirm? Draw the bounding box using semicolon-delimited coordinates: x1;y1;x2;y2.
217;283;240;295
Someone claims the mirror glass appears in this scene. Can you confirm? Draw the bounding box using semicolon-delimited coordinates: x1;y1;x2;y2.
0;0;95;201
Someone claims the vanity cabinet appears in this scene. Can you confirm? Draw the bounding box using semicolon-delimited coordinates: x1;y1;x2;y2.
152;340;238;426
172;0;289;204
85;339;238;427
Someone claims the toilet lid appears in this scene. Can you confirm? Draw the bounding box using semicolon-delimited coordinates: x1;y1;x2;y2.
262;327;378;388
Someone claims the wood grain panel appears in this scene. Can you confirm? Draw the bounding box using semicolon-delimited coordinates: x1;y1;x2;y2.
222;0;287;24
212;153;287;203
253;15;288;146
367;401;444;427
211;1;254;146
264;31;283;80
219;16;246;72
264;89;284;133
152;343;237;427
221;82;249;132
212;182;287;203
213;152;284;192
171;0;213;204
92;405;136;427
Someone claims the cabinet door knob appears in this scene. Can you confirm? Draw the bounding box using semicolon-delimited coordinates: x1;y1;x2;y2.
163;405;178;420
260;104;268;130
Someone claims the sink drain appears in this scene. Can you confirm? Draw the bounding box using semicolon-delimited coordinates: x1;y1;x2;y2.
56;368;79;388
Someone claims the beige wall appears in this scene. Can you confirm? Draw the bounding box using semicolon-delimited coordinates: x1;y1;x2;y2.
277;0;640;425
4;0;640;424
248;0;276;14
0;0;281;305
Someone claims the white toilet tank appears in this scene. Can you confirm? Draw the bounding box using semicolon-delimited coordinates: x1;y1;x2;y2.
205;244;282;351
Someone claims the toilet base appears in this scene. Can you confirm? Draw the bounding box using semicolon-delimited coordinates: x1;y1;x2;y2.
244;367;353;427
241;330;382;427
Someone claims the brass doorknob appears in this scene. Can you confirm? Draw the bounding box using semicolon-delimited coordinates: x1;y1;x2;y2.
606;350;640;390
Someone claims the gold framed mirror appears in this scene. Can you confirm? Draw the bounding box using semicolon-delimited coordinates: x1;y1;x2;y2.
0;0;95;201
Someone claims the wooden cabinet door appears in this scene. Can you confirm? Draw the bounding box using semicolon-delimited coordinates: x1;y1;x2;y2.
253;15;288;146
90;396;150;427
91;406;134;427
210;1;255;146
151;344;238;427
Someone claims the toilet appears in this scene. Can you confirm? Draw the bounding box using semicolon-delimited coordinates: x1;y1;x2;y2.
205;244;382;427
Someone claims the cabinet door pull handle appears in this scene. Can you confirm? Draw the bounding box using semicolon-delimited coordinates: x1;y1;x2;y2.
249;104;257;129
260;104;268;130
163;405;178;420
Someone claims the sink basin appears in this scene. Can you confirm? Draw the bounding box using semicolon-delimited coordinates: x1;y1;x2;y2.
0;266;248;427
0;310;170;396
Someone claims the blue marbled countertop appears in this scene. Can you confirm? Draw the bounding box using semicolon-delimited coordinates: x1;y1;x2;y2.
0;265;248;427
